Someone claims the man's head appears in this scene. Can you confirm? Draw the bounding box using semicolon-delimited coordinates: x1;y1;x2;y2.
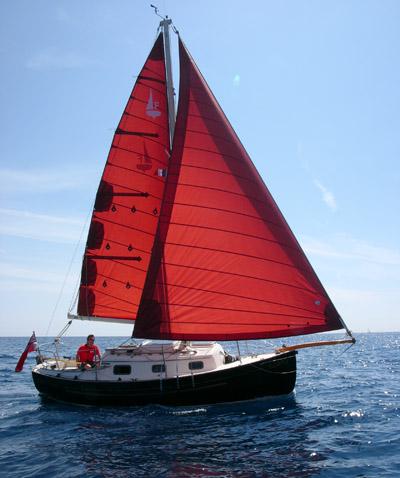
86;334;95;345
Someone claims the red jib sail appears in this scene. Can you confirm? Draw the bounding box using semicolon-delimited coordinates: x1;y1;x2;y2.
77;34;170;322
134;38;344;340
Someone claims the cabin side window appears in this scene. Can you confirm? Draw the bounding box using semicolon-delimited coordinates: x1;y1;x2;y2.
113;365;131;375
189;361;204;370
152;364;166;373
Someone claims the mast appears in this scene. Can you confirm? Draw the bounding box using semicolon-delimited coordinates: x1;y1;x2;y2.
159;18;176;147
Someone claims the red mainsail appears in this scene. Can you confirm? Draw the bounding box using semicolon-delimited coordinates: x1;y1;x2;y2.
77;34;170;322
134;38;344;340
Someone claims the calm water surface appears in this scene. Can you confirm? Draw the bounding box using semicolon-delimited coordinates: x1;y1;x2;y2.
0;333;399;477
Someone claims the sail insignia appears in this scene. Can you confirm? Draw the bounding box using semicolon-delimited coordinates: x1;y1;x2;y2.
146;89;161;118
136;144;152;171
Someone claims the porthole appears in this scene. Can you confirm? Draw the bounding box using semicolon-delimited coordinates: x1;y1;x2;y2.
189;361;204;370
113;365;131;375
152;364;166;373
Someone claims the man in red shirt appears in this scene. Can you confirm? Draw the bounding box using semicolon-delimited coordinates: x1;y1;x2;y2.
76;335;101;369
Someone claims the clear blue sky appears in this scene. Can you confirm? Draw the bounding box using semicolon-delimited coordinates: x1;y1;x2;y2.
1;0;399;336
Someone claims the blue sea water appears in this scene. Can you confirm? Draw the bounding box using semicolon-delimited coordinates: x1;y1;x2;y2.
0;333;399;477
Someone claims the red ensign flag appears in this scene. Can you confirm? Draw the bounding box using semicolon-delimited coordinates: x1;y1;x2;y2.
15;332;37;372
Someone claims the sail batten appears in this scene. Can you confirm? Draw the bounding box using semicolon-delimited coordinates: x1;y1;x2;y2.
160;215;290;244
121;114;169;131
150;283;321;318
153;261;319;293
163;201;290;231
133;37;344;340
149;283;326;316
160;242;315;277
77;33;170;322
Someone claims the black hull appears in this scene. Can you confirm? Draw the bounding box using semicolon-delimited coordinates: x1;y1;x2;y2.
32;351;296;406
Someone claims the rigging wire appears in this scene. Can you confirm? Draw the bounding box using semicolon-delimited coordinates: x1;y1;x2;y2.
55;320;73;340
335;341;356;357
44;208;92;337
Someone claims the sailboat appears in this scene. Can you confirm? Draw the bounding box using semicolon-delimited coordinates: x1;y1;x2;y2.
31;18;354;406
